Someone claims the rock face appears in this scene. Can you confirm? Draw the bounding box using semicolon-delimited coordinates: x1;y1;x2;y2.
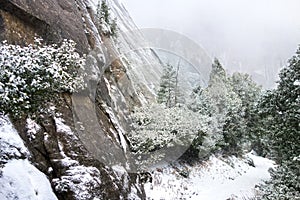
0;0;90;53
0;0;164;199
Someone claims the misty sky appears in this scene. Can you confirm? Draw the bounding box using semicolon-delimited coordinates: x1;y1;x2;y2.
122;0;300;87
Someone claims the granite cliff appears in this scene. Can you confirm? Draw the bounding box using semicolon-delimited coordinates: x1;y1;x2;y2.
0;0;164;199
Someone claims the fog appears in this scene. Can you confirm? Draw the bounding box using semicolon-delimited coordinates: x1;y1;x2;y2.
122;0;300;87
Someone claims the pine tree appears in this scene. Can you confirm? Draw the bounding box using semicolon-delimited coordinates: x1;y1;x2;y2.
157;63;178;108
96;0;118;37
98;0;110;24
225;72;262;154
255;45;300;200
189;58;244;155
259;156;300;200
207;58;238;116
188;85;213;116
209;58;227;86
229;72;262;110
257;46;300;162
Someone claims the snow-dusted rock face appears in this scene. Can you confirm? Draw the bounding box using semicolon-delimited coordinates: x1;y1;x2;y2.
0;0;166;199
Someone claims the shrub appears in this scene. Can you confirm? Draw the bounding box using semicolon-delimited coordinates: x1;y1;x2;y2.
0;38;85;118
128;104;210;154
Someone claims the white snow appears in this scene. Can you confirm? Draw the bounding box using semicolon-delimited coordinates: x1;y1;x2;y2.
87;0;99;12
0;116;29;156
144;152;275;200
26;118;41;141
100;102;128;153
0;159;58;200
52;165;102;200
0;116;57;200
294;80;300;86
54;117;73;136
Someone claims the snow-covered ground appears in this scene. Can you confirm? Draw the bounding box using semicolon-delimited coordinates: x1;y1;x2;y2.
145;152;275;200
0;116;57;200
0;115;275;200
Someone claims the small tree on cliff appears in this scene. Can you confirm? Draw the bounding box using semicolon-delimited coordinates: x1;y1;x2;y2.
96;0;118;37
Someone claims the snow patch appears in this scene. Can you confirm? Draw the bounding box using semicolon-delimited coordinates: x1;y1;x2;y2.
26;118;41;141
294;80;300;86
0;159;57;200
0;116;29;158
0;116;57;200
54;117;73;136
144;152;275;200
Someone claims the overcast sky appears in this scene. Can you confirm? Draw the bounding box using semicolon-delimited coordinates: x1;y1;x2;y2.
121;0;300;87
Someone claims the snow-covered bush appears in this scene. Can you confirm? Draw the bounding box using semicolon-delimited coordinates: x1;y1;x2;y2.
128;104;210;155
0;38;85;118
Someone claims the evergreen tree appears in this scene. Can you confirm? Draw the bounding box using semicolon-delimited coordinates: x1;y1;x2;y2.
258;156;300;200
96;0;118;37
189;58;243;155
189;59;262;155
209;58;227;86
257;46;300;162
207;59;242;152
207;58;239;116
98;0;110;24
110;18;118;37
248;91;274;156
229;72;262;110
224;72;262;154
188;85;213;116
255;46;300;200
157;63;178;108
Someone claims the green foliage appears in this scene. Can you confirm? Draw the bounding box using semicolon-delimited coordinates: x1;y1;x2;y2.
99;0;110;24
224;72;262;155
157;63;182;108
229;72;262;109
0;38;85;118
252;46;300;199
254;46;300;162
96;0;118;37
110;18;118;37
209;58;227;86
188;86;213;116
258;156;300;200
193;59;242;154
248;91;275;157
207;58;241;116
189;58;262;156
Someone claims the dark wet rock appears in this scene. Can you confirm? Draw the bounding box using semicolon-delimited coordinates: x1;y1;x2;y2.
0;0;89;53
